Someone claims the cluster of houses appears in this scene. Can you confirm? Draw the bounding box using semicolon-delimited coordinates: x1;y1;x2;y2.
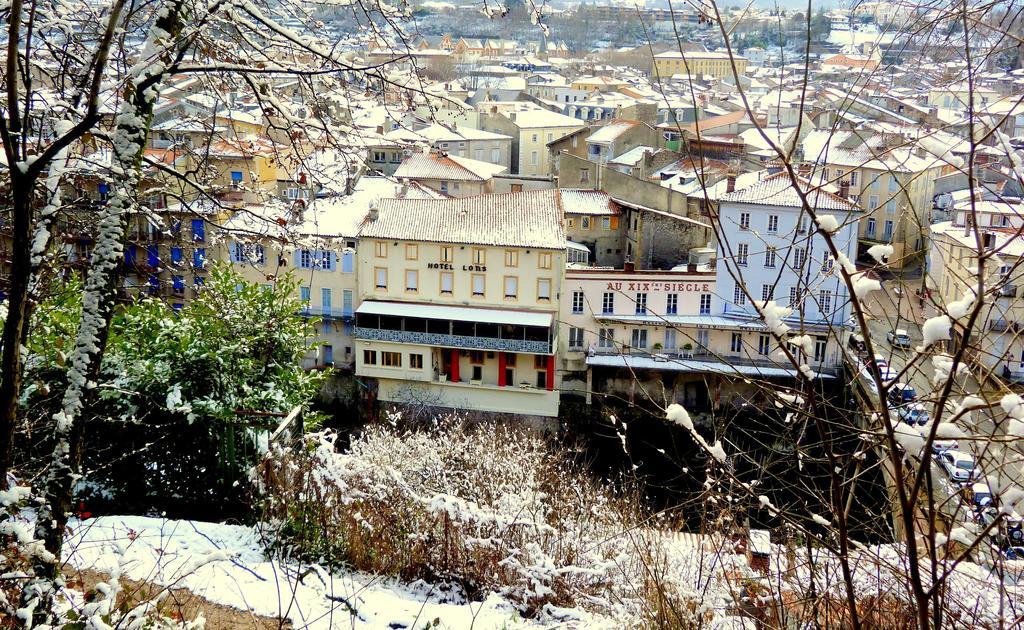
23;13;1024;420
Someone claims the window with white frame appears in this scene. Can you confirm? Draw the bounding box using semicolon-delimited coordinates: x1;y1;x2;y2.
635;292;647;314
664;328;677;350
866;218;876;237
765;246;777;268
699;293;711;315
569;327;584;349
441;272;454;295
822;254;834;273
820;289;832;315
762;284;773;302
631;328;647;349
767;215;779;233
572;290;584;313
666;293;678;315
697;329;709;350
730;332;743;352
374;267;387;289
405;270;418;292
794;247;806;270
537;278;552;301
739;212;750;230
758;334;771;355
734;283;746;306
598;328;615;348
736;243;749;266
472;274;485;296
789;286;798;307
602;291;614;314
814;337;827;362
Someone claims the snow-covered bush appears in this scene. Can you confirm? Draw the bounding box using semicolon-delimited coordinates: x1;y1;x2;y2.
256;417;709;622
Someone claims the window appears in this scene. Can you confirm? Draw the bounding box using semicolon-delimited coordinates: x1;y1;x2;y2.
814;337;827;362
666;293;678;315
375;241;387;257
739;212;750;230
733;283;746;306
762;284;773;302
849;171;858;186
372;151;386;162
472;274;485;297
798;218;808;234
410;354;424;369
598;328;615;348
505;250;518;267
504;276;518;299
765;246;777;268
886;200;896;215
664;328;677;350
567;217;576;229
582;217;591;230
405;270;418;292
230;171;243;185
569;327;584;349
631;328;648;349
440;271;454;295
300;286;310;303
601;217;611;230
822;254;834;273
441;246;453;262
767;214;779;233
341;251;354;273
793;248;806;270
580;168;590;183
472;248;486;265
757;334;771;355
789;287;799;307
635;292;647;314
191;218;205;242
363;350;377;365
375;267;387;289
866;218;877;237
537;278;552;301
381;351;402;367
538;252;552;269
889;176;899;193
531;150;538;166
697;329;710;350
405;244;418;260
884;220;894;242
572;290;584;314
868;195;879;210
171;247;182;266
602;292;614;314
193;248;206;269
736;243;749;266
321;288;332;311
730;332;743;353
820;289;832;315
699;293;711;315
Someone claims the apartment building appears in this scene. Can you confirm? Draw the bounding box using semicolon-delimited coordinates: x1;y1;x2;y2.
414;123;513;170
652;51;748;80
929;199;1024;381
800;130;944;269
353;190;566;417
394;150;506;197
479;106;584;177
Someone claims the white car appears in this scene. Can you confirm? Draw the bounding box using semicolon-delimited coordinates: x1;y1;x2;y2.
887;329;913;348
937;450;979;484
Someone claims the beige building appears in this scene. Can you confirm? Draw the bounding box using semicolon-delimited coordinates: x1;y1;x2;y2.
394;150;506;197
652;51;748;80
478;105;584;177
353;190;566;417
929;200;1024;381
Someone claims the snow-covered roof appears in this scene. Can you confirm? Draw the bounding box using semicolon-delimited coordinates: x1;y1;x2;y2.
357;300;553;327
560;189;618;216
362;190;566;249
394;152;506;182
587;120;640;144
504;108;584;129
720;172;862;213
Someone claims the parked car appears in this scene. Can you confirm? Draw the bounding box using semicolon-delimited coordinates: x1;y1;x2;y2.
964;482;995;509
887;329;913;348
888;382;917;406
1004;546;1024;560
898;403;930;426
937;450;979;484
932;439;959;454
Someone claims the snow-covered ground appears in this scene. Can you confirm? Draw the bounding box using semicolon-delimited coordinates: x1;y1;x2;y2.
64;516;602;629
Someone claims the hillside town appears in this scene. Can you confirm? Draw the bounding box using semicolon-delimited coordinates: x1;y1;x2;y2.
3;0;1024;627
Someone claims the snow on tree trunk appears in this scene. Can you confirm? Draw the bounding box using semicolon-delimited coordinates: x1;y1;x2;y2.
20;2;188;623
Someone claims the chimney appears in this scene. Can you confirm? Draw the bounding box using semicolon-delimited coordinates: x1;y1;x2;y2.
367;203;379;222
375;125;384;134
839;180;850;198
624;260;635;272
726;174;736;193
399;181;409;198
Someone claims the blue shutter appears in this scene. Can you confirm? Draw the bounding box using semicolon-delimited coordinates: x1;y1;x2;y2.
191;219;205;242
125;244;137;266
172;275;184;291
341;251;354;273
294;249;302;268
194;248;205;269
327;252;337;272
147;274;159;294
171;247;182;264
300;286;310;303
321;288;332;312
146;245;159;267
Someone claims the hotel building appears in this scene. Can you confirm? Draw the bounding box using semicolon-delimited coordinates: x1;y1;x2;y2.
353;190;566;417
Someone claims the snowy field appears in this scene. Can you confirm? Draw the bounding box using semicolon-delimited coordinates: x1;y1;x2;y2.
62;515;608;629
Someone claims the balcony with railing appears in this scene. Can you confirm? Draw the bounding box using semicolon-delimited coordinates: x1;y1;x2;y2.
299;305;355;321
587;346;840;377
355;311;554;354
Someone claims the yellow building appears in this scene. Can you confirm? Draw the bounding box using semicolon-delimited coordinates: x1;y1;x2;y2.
652;51;747;80
353;190;566;417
